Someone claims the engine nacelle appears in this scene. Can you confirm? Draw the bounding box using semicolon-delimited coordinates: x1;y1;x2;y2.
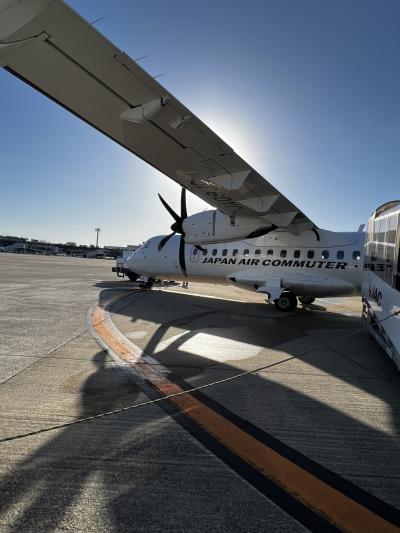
182;210;273;244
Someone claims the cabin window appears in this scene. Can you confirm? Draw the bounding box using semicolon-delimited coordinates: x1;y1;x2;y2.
212;249;218;256
255;249;261;255
232;249;238;257
222;249;227;256
322;250;329;259
244;249;249;256
353;250;361;261
202;249;208;256
267;249;273;256
280;250;287;258
337;250;344;260
192;248;198;256
307;250;314;259
294;250;301;258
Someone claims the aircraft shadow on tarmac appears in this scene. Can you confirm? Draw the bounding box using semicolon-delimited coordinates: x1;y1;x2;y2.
1;285;400;531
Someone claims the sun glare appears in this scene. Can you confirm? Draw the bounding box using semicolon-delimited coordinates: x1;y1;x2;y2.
199;107;266;171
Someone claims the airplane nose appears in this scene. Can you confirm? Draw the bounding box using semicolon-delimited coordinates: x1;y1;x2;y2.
127;252;144;273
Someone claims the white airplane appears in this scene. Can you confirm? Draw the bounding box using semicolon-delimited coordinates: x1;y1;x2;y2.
0;0;365;311
124;194;364;311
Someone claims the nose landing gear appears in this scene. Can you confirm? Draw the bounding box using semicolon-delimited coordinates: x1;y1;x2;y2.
139;277;155;289
126;272;139;282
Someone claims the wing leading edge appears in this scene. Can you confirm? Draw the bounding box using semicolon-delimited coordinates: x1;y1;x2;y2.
0;0;316;234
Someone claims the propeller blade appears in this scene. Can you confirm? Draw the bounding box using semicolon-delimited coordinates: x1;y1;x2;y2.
158;232;175;251
180;187;188;220
179;235;187;277
158;193;180;224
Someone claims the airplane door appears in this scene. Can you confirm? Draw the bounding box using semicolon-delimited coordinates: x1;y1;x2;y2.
190;247;200;263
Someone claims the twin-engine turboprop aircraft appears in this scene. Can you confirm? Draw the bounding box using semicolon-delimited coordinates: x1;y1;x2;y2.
0;0;365;310
124;188;364;310
126;231;364;311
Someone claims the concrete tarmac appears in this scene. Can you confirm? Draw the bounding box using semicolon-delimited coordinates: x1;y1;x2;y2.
1;253;400;531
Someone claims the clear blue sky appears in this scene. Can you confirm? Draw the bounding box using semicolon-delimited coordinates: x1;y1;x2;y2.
1;0;399;246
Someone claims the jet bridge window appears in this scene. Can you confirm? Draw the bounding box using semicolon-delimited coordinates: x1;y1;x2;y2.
232;249;238;257
322;250;329;259
353;251;361;261
280;250;287;258
337;250;344;260
222;249;228;256
387;215;398;244
307;250;314;259
255;249;261;255
294;250;301;258
244;249;249;256
212;249;218;256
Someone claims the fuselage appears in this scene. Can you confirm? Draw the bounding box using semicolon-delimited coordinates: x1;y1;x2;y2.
127;228;365;299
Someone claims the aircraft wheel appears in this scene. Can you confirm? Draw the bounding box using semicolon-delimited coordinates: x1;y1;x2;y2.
139;277;155;289
127;272;139;282
274;291;298;312
298;296;315;305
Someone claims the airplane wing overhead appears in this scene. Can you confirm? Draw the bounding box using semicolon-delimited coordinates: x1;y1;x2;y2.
0;0;315;233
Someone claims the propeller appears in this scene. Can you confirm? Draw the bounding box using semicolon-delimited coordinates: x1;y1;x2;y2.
158;188;188;276
157;188;206;277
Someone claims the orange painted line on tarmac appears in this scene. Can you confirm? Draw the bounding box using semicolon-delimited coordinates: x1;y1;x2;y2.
92;298;398;533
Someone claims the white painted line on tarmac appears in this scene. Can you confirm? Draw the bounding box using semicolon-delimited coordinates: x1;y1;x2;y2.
162;289;247;303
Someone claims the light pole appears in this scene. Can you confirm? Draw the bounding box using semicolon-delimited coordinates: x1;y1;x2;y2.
94;227;101;248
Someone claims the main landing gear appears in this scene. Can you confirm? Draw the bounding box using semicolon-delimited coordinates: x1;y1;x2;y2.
298;296;315;305
273;293;315;312
274;291;298;312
